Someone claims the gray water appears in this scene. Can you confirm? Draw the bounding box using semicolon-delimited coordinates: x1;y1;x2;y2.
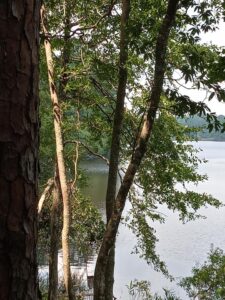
81;141;225;299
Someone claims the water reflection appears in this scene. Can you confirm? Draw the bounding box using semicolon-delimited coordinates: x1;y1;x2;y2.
79;159;108;216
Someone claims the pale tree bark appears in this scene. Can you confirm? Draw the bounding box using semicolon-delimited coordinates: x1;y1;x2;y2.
48;168;61;300
94;1;180;299
41;5;73;300
60;0;72;97
104;1;131;299
38;178;54;215
0;1;40;299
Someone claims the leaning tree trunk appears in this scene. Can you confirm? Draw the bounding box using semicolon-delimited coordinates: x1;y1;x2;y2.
41;5;73;300
104;1;131;299
94;1;180;299
48;168;61;300
0;1;40;299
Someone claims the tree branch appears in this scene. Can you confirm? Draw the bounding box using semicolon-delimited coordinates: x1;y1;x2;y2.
94;0;180;297
38;178;54;215
64;140;110;165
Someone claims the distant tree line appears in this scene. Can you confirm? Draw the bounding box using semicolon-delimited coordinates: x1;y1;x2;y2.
179;115;225;141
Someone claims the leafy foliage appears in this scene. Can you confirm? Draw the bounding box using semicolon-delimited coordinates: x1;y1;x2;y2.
39;0;225;294
124;107;222;275
38;190;104;256
180;247;225;299
71;192;105;254
127;279;181;300
127;279;153;300
178;115;225;140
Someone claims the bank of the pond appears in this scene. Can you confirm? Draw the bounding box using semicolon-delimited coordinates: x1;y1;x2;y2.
80;141;225;299
38;141;225;299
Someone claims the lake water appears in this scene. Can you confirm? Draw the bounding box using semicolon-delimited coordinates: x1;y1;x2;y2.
81;141;225;299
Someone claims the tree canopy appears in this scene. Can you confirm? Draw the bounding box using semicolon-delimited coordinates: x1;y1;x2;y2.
35;0;225;298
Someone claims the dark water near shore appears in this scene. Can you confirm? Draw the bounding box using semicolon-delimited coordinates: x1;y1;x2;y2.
80;141;225;299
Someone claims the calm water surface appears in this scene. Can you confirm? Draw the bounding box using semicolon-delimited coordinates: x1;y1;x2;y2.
81;141;225;299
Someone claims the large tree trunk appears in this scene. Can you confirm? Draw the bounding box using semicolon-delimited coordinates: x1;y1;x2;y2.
104;1;131;299
48;168;61;300
41;5;73;300
94;1;179;299
0;1;40;299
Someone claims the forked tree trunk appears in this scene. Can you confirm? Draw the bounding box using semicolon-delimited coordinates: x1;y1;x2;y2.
41;5;73;300
48;168;61;300
104;1;131;299
94;1;179;299
0;1;40;299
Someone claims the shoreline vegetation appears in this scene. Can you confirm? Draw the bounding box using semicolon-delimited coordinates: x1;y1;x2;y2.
178;115;225;141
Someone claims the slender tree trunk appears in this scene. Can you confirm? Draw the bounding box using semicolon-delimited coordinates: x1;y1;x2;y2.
104;1;131;299
94;1;179;299
41;5;73;300
60;0;72;97
48;169;61;300
0;1;40;299
104;247;115;300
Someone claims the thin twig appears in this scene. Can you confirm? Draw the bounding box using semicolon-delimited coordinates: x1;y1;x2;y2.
69;0;118;38
90;76;116;103
64;140;109;164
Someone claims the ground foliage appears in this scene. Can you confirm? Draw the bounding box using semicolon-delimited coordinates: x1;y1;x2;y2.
127;279;181;300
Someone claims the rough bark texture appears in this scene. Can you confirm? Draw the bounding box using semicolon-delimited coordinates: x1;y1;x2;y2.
41;5;73;300
104;1;131;299
94;1;179;299
48;170;60;300
0;1;40;299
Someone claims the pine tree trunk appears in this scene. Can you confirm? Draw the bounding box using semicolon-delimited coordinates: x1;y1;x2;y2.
94;1;179;299
48;169;60;300
41;5;73;300
0;1;40;299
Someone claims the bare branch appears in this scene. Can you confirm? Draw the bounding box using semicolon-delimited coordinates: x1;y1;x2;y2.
90;77;116;103
68;0;118;38
64;140;109;165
